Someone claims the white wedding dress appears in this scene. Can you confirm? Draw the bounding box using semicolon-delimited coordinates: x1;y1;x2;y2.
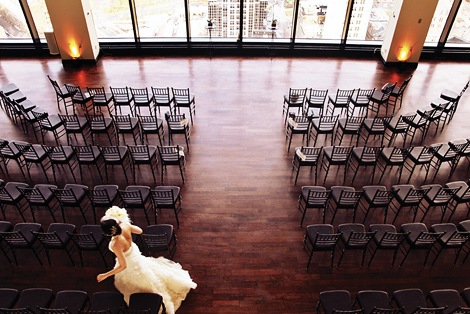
112;242;197;314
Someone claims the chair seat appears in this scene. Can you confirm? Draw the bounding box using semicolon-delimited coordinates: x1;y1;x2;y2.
407;147;432;163
0;83;19;96
93;185;119;206
363;119;385;133
77;146;101;163
392;185;421;205
352;147;377;164
301;186;327;206
323;146;350;163
431;143;457;160
445;181;470;202
306;224;336;249
103;146;128;163
421;184;448;205
1;182;29;203
430;223;459;246
370;224;398;247
441;88;459;101
380;147;405;164
24;145;48;162
117;117;139;131
62;184;88;204
31;185;58;205
369;90;387;103
131;146;157;162
91;117;113;131
43;114;64;130
125;186;150;204
338;118;362;133
331;186;356;203
362;186;388;205
295;147;320;164
401;223;429;244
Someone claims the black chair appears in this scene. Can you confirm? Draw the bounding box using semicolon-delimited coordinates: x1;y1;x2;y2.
392;288;445;314
286;115;310;152
85;113;116;146
52;184;95;224
304;224;341;269
309;115;338;147
358;185;397;224
113;114;141;145
282;88;307;122
13;141;51;182
126;293;165;314
359;116;386;147
429;223;470;266
141;224;177;259
85;291;123;314
138;115;164;146
42;144;78;183
119;186;154;225
172;87;196;124
158;146;185;184
292;146;323;185
334;116;365;146
449;138;470;174
87;87;115;115
151;186;182;227
100;146;132;183
317;290;362;314
151;87;174;115
42;290;89;314
414;184;460;223
369;85;395;116
445;180;470;222
0;288;19;309
165;112;191;152
348;146;383;184
298;186;330;226
87;185;119;217
388;75;412;111
428;289;470;314
68;224;108;268
462;288;470;308
389;184;427;224
110;86;134;116
128;145;158;183
130;87;154;116
33;222;76;267
305;89;328;117
368;224;408;267
58;114;90;146
429;142;460;181
376;147;407;184
19;184;62;223
402;113;428;146
13;288;54;314
327;89;354;116
356;290;402;314
65;85;94;114
399;223;443;267
0;182;30;222
0;222;43;266
416;105;444;137
403;146;435;184
34;112;66;145
0;140;27;178
48;75;76;113
349;88;373;117
321;146;353;185
327;186;363;224
72;145;105;183
383;115;409;147
336;223;375;267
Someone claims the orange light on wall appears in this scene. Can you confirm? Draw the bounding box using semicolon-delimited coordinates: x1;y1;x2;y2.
68;38;81;59
397;46;411;62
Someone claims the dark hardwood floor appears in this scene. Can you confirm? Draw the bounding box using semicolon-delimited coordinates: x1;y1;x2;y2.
1;54;470;314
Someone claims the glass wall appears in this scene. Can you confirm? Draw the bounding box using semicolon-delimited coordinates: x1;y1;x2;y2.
136;0;187;39
446;0;470;45
296;0;349;42
0;0;30;39
27;0;52;39
425;0;453;43
347;0;394;42
88;0;134;39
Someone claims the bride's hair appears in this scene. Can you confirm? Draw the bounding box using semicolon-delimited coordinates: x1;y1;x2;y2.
101;219;122;236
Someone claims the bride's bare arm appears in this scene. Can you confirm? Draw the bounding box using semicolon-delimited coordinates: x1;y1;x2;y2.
130;224;143;235
96;242;127;282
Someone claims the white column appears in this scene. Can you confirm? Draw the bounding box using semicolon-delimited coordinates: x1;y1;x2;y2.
45;0;100;63
380;0;438;65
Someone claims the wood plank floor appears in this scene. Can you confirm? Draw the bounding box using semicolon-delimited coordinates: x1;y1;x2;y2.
1;54;470;314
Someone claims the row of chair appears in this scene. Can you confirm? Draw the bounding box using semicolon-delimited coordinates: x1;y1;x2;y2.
298;179;470;226
0;139;186;184
0;220;177;267
304;220;470;269
0;180;182;227
292;139;470;186
317;288;470;314
47;75;196;125
282;76;412;122
0;288;164;314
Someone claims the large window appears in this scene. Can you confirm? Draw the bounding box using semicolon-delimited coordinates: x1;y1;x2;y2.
88;0;134;39
296;0;349;42
0;0;30;39
425;0;453;43
136;0;186;39
27;0;52;39
446;0;470;46
347;0;394;42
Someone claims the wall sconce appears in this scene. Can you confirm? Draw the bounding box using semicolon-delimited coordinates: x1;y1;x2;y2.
397;45;411;62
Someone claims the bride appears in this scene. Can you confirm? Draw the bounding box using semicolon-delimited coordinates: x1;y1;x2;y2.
97;206;197;314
